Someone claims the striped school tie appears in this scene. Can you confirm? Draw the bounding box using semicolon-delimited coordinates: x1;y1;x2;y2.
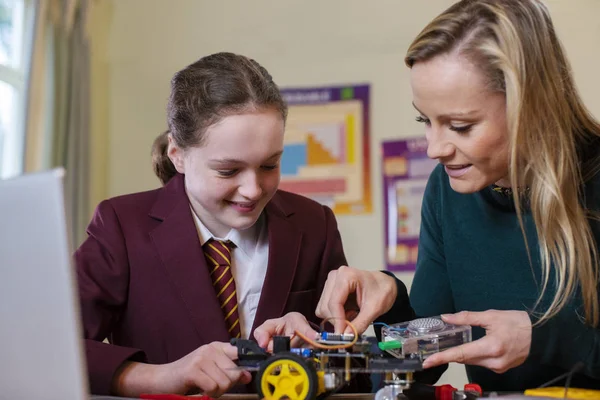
203;239;241;338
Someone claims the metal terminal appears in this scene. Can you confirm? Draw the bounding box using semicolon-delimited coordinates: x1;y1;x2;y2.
376;375;417;400
385;371;394;382
323;372;339;390
383;371;414;391
407;318;445;334
320;353;329;372
405;372;414;386
345;352;351;382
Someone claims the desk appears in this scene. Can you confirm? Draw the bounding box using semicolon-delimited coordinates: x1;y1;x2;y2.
217;395;554;399
92;394;558;399
91;395;375;400
220;396;374;400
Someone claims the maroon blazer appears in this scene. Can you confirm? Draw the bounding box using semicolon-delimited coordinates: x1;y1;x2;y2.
75;174;347;395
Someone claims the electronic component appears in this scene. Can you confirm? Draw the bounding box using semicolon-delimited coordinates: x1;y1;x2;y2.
381;316;472;359
290;348;314;358
318;332;356;342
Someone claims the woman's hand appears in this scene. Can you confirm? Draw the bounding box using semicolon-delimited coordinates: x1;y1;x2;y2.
422;310;532;373
254;312;318;351
112;341;251;397
315;266;398;334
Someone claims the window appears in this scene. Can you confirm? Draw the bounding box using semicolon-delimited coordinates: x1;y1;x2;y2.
0;0;34;179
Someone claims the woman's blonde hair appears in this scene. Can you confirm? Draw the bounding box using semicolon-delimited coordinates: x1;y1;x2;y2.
406;0;600;326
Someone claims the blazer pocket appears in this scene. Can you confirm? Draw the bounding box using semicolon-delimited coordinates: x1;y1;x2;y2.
284;289;316;318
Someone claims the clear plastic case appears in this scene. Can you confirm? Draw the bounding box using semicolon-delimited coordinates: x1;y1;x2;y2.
380;316;472;360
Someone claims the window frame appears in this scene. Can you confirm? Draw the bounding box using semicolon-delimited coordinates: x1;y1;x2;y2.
0;0;35;179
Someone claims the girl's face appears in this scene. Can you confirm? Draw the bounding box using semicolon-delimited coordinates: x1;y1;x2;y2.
169;109;284;237
410;53;511;193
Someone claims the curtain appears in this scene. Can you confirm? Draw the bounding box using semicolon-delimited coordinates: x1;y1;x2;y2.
24;0;91;246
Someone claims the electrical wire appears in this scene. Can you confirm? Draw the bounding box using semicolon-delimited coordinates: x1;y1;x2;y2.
536;361;584;394
563;362;584;399
372;321;406;332
294;318;359;350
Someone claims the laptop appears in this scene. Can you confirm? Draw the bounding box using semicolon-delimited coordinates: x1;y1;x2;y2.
0;169;123;400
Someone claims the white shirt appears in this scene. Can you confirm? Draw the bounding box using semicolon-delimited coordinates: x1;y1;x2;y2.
191;209;269;339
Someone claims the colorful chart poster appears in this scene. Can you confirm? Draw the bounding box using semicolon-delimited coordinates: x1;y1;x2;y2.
382;137;437;271
279;84;371;215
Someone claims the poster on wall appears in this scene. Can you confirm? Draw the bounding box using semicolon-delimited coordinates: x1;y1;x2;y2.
279;84;371;215
382;137;437;271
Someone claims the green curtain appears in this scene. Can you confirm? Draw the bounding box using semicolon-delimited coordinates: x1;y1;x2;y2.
51;1;90;247
25;0;91;246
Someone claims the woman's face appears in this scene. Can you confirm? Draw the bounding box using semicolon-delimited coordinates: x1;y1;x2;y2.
410;53;511;193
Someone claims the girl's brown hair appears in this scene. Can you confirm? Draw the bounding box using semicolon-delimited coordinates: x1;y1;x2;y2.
152;52;288;184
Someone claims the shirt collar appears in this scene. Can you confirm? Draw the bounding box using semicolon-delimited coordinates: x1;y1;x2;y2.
190;207;262;259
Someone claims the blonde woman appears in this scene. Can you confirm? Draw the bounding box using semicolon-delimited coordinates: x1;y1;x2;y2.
257;0;600;392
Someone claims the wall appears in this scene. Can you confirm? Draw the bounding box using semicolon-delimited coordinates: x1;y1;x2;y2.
88;0;600;387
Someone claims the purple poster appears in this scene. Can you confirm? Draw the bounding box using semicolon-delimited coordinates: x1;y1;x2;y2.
382;137;437;271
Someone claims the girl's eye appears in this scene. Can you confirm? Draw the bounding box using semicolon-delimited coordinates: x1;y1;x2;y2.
449;125;473;133
217;169;238;177
261;165;278;170
415;115;430;125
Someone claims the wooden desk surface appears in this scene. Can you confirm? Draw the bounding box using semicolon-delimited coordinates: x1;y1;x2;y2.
220;395;374;400
218;394;553;399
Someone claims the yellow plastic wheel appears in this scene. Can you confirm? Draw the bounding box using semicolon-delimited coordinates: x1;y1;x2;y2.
257;353;318;400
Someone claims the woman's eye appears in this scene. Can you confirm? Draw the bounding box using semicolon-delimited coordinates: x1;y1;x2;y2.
261;165;278;170
449;124;473;133
415;115;430;125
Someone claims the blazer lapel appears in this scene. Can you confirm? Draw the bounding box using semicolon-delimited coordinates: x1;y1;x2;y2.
250;195;302;337
148;174;229;343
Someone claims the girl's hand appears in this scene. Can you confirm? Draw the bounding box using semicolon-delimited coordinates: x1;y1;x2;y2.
113;341;251;397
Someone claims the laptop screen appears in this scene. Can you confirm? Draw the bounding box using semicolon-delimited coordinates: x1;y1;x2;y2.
0;169;88;400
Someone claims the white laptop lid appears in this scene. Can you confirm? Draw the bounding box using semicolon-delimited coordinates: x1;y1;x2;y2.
0;168;88;400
